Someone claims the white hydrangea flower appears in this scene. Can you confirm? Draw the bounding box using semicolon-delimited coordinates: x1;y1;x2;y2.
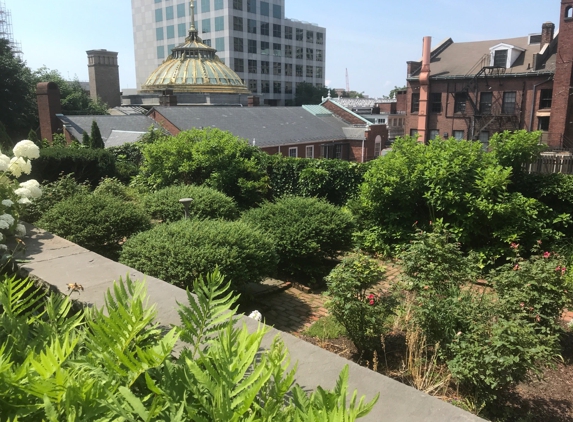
18;179;41;198
0;220;9;230
0;232;3;242
8;157;32;177
17;197;31;205
2;199;13;207
0;154;10;172
0;213;15;226
13;140;40;160
15;223;26;237
0;244;7;251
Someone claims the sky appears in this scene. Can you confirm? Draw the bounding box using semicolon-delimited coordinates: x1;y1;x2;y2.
6;0;562;98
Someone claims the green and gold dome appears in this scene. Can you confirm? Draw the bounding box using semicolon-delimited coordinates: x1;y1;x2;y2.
141;2;250;95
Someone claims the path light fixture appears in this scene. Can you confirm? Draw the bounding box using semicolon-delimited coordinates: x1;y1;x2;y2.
179;197;193;219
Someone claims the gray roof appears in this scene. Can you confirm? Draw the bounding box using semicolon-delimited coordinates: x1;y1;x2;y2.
152;106;352;147
411;35;556;79
105;130;146;148
57;115;158;142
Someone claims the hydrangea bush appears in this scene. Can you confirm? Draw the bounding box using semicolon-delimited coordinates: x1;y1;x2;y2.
0;140;42;252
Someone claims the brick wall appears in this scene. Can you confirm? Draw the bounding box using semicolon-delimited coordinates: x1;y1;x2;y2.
148;109;180;135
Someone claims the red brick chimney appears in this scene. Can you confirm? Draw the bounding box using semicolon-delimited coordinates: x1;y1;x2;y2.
36;82;62;142
548;0;573;148
417;36;431;143
541;22;555;49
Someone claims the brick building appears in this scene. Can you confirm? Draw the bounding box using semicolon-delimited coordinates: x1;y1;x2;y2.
406;0;573;149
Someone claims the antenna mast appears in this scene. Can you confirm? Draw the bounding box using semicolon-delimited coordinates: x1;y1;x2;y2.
345;68;350;93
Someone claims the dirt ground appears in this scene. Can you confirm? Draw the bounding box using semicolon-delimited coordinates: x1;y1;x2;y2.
299;329;573;421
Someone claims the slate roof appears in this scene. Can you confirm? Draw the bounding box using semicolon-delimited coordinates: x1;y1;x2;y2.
410;35;557;79
105;130;147;148
152;106;352;147
57;115;158;142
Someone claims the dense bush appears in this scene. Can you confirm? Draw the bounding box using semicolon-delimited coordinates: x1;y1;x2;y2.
142;185;238;222
20;174;90;223
30;147;117;186
37;193;150;259
357;133;569;258
326;254;395;352
0;273;377;420
93;177;136;201
241;196;354;280
401;226;564;405
263;154;366;206
120;219;277;290
136;128;269;208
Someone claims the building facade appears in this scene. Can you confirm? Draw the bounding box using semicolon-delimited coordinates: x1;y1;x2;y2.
131;0;326;105
405;0;573;150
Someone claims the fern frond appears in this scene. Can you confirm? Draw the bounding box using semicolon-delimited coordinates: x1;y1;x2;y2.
177;269;238;357
0;275;44;319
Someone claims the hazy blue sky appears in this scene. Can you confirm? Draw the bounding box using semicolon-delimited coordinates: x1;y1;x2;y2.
7;0;562;98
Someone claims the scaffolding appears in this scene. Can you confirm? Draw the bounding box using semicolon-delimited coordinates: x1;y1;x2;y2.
0;1;22;57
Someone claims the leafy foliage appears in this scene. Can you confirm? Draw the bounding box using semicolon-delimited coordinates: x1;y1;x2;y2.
263;154;366;206
242;196;354;280
293;81;329;105
357;134;568;258
401;226;564;404
37;192;151;259
30;146;117;186
326;254;395;352
142;184;239;222
120;219;278;290
20;174;90;223
0;39;36;139
0;271;377;420
137;128;269;208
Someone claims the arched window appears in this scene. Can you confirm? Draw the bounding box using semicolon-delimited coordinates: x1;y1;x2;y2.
566;5;573;19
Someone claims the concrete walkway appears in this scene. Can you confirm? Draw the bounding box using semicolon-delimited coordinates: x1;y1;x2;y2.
16;224;484;422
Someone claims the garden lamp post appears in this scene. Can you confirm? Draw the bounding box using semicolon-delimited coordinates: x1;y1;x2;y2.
179;197;193;219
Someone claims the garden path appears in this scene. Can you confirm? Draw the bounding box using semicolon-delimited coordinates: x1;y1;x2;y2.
253;262;573;332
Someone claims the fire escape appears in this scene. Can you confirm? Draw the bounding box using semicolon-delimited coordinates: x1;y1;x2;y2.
452;54;522;140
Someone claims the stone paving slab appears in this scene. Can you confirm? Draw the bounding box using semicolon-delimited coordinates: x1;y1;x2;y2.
16;225;484;422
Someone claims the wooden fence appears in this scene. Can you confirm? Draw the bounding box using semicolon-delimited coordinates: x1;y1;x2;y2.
525;152;573;175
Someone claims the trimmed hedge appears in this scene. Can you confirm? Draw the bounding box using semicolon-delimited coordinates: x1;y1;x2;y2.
37;193;151;259
241;196;355;279
119;219;277;290
30;147;116;186
142;185;239;222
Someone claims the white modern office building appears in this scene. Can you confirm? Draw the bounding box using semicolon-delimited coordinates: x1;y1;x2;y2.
131;0;326;105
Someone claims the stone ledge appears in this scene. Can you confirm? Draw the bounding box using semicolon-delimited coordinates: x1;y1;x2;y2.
16;224;484;422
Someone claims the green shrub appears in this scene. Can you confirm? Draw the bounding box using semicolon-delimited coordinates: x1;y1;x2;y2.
401;226;561;405
37;193;150;259
20;174;90;223
241;196;354;280
262;154;366;206
326;254;394;352
142;185;239;222
137;128;269;208
0;272;378;420
120;219;277;290
30;147;117;186
93;177;138;202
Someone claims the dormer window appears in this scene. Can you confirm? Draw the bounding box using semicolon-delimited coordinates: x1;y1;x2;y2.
489;43;525;69
493;50;508;67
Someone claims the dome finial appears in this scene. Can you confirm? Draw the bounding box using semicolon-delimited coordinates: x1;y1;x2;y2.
188;0;198;40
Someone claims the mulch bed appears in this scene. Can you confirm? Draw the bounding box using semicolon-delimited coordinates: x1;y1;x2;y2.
299;329;573;421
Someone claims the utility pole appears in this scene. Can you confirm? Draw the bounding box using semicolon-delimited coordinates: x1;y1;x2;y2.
345;68;350;93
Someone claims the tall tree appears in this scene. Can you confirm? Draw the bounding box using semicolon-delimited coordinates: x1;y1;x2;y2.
90;120;104;149
33;67;109;115
294;82;329;106
82;130;91;146
0;39;36;139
